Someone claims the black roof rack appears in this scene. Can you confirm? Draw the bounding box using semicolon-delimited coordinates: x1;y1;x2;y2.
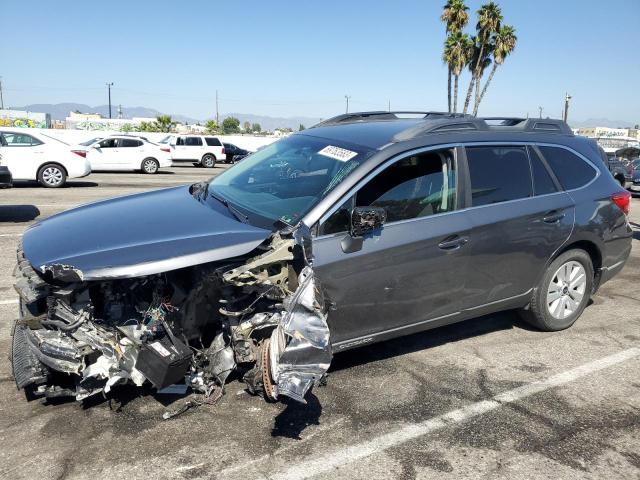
392;116;573;141
312;111;472;128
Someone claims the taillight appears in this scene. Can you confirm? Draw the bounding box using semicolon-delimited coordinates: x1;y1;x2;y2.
611;191;631;215
221;147;225;154
160;147;170;153
71;150;87;158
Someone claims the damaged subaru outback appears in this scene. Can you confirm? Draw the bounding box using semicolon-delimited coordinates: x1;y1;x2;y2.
11;112;632;407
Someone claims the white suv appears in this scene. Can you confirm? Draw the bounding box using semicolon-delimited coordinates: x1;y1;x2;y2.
169;135;225;168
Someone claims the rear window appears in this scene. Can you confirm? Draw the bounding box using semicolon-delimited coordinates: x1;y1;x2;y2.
205;137;221;147
538;146;597;190
466;146;532;206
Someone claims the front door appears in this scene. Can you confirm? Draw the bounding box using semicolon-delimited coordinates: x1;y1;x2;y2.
0;132;45;180
312;147;471;345
89;138;122;170
461;144;575;308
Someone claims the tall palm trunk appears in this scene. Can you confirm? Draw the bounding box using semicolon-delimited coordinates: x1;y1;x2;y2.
453;75;460;113
473;72;481;115
473;63;498;116
463;41;486;114
447;67;452;113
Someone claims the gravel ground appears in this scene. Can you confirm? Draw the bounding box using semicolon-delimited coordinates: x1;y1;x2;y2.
0;167;638;480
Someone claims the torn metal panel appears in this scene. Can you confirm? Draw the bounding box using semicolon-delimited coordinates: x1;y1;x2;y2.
267;266;332;403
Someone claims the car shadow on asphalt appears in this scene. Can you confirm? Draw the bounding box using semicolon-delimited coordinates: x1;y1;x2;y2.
0;205;41;222
10;180;99;188
329;310;533;373
272;394;322;440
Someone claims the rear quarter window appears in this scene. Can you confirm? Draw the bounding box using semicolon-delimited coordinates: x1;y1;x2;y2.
538;146;598;190
205;137;221;147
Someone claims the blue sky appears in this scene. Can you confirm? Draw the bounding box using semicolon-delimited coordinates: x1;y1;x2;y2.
2;0;638;123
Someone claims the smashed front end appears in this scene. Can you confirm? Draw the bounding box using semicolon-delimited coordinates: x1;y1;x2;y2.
11;229;331;406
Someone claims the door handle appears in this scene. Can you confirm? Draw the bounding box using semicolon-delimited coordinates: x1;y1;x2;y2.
543;211;565;223
438;235;469;250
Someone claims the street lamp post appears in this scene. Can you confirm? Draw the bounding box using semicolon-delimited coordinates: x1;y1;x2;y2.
106;82;114;119
344;95;351;114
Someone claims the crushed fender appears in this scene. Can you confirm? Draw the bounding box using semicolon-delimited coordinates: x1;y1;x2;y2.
11;226;332;411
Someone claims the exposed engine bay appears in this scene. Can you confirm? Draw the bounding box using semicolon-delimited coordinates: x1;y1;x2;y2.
11;228;332;407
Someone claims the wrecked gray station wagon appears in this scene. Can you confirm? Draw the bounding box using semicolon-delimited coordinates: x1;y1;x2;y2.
11;112;632;406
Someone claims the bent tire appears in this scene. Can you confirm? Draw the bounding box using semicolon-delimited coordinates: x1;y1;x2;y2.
520;249;593;331
201;154;216;168
141;158;159;174
37;164;67;188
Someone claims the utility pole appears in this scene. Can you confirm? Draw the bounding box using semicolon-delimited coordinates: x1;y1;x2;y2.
563;93;571;123
538;106;543;118
388;99;391;112
0;77;4;110
216;90;219;127
344;95;351;114
117;104;123;119
106;82;114;119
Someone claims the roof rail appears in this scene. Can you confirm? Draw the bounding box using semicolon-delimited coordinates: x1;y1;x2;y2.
311;111;472;128
393;116;573;141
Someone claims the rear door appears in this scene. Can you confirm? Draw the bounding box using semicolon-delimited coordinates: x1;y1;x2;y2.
312;146;471;345
118;138;145;169
461;144;574;309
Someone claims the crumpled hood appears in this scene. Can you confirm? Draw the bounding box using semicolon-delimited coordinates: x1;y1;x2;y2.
22;185;271;280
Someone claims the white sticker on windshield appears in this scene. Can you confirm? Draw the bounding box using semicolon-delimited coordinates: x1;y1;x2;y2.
318;145;358;162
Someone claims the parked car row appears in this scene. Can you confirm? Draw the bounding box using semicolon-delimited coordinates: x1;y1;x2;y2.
0;129;255;188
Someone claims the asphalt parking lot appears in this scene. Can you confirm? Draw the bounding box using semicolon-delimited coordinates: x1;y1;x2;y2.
0;167;638;480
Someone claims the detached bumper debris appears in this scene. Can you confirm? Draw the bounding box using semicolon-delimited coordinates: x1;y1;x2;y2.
10;227;332;412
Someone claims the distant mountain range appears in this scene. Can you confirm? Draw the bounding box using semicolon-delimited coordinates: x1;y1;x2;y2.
12;103;323;131
569;118;638;129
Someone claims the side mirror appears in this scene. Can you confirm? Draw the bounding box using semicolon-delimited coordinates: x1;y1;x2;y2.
350;206;386;237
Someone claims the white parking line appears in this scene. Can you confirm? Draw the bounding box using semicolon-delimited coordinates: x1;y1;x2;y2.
0;299;18;305
265;347;640;480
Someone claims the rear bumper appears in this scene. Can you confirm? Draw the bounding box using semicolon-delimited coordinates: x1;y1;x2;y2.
67;161;92;179
629;183;640;192
599;244;632;287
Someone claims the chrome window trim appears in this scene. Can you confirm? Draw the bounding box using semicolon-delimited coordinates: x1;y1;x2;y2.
311;141;599;240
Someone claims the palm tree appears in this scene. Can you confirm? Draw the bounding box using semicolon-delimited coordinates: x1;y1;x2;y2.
154;115;175;133
474;25;517;116
444;32;474;113
441;0;469;112
462;1;502;114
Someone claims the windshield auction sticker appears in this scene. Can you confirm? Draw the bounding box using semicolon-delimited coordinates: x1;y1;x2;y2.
318;145;358;162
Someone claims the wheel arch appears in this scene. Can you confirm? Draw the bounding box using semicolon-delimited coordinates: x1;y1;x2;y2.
202;152;217;161
552;239;603;291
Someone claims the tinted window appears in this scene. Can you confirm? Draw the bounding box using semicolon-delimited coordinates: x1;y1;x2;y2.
3;133;41;146
467;146;532;206
528;147;558;195
319;196;354;235
121;138;142;147
176;137;185;146
185;137;203;146
206;137;221;146
98;138;119;148
355;149;457;223
538;146;597;190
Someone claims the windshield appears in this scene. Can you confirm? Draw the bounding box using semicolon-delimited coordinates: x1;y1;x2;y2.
209;134;374;226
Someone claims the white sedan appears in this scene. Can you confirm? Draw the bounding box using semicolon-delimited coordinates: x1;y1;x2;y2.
0;129;91;188
76;136;172;174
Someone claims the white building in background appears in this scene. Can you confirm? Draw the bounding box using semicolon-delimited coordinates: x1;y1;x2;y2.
575;126;640;157
0;109;51;128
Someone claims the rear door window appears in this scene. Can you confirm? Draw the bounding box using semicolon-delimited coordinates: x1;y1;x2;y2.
466;146;532;206
205;137;221;146
538;146;598;190
185;137;203;146
528;147;558;196
121;138;142;147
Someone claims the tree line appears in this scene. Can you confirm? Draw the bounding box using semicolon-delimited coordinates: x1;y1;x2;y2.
442;0;517;115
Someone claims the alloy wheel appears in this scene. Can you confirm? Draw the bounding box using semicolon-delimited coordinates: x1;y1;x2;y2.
143;159;158;173
42;167;63;186
546;260;587;320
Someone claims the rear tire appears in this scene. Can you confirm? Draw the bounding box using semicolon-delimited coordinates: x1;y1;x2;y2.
520;249;593;331
201;154;216;168
37;164;66;188
141;158;159;174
